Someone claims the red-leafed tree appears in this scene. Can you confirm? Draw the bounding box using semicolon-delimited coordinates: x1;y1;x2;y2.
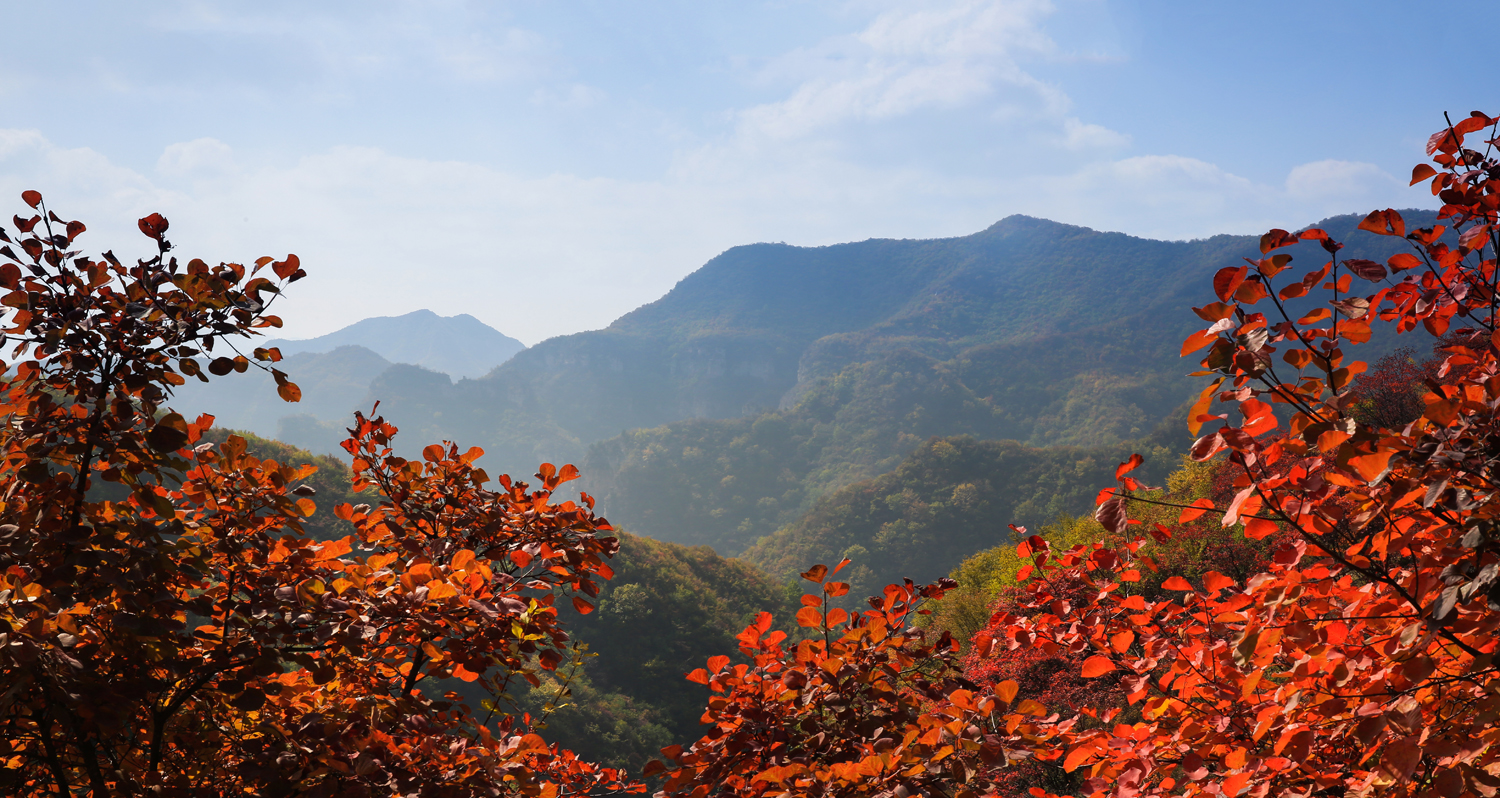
0;194;638;796
964;111;1500;798
648;563;1029;798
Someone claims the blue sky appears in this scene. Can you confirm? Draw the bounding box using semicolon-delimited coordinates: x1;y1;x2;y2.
0;1;1480;343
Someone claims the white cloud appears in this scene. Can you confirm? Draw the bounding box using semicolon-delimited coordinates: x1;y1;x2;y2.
1061;117;1130;151
0;125;1436;350
0;2;1441;349
1285;159;1402;203
157;138;237;178
739;0;1066;140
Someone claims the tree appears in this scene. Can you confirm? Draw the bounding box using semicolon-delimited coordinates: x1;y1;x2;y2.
647;562;1024;798
971;111;1500;798
0;194;637;796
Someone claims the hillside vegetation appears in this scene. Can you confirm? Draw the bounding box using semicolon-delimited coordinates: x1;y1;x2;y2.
739;428;1179;593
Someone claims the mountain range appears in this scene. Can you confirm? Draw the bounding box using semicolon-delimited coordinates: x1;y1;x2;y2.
176;210;1443;769
263;310;525;381
170;310;526;454
173;211;1432;556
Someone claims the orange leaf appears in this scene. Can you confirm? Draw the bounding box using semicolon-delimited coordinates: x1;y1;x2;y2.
1243;517;1278;540
1222;771;1250;797
1388;252;1421;272
1181;328;1219;357
1080;655;1116;678
1202;571;1233;593
1063;743;1097;772
1179;498;1216;523
1350;450;1395;482
1115;453;1143;480
1214;265;1247;300
315;537;353;561
572;596;594;615
686;668;709;685
995;680;1019;704
1186;378;1224;436
452;663;480;682
800;564;828;584
707;655;730;672
1357;209;1405;238
795;607;822;628
1162;576;1194;591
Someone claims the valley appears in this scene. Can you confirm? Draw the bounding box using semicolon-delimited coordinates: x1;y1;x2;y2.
178;208;1438;767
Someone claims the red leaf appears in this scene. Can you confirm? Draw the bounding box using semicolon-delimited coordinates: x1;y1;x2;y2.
572;596;594;615
21;190;40;209
1213;266;1247;301
707;655;730;672
1161;576;1194;591
1181;329;1219;357
1343;258;1386;282
137;212;169;240
1080;655;1116;678
1179;498;1216;523
1202;571;1234;593
1459;224;1491;252
1388;253;1421;272
1244;517;1278;540
1095;496;1128;535
1115;454;1143;480
1192;302;1234;322
1190;431;1225;461
995;679;1019;703
686;668;709;685
272;254;301;280
800;564;828;584
1357;209;1406;238
1259;228;1297;253
1428;128;1459;155
1016;535;1047;558
795;606;822;628
1410;164;1438;186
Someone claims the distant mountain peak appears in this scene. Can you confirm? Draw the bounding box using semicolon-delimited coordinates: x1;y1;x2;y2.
266;310;525;381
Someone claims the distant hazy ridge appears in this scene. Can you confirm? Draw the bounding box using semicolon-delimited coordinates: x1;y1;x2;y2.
173;212;1431;556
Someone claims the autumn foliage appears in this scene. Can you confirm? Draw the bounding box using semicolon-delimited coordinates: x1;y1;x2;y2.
969;110;1500;798
0;194;633;796
7;107;1500;798
648;564;1021;797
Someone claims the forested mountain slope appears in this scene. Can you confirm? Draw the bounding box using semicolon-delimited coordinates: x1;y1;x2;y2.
172;211;1433;555
566;212;1432;552
738;431;1180;594
365;212;1429;483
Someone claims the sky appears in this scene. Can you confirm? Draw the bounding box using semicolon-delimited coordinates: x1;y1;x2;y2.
0;0;1482;344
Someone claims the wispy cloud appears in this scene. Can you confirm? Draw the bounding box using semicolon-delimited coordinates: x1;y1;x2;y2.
740;1;1066;138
